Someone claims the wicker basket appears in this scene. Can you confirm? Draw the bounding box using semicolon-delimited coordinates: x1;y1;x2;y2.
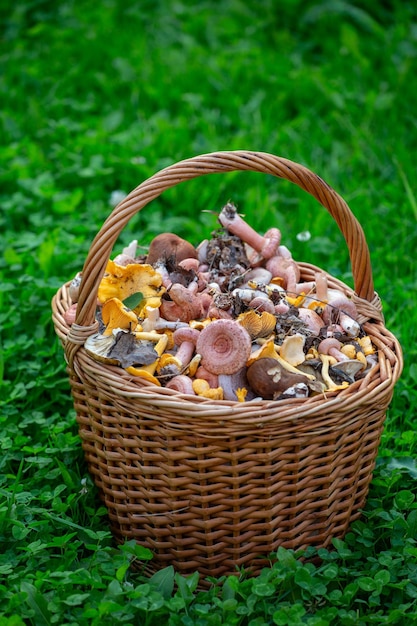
52;151;402;580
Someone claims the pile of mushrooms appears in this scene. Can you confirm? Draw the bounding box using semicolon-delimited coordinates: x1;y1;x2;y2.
65;202;377;401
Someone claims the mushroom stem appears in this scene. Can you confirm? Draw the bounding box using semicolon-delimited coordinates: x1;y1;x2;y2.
141;306;188;332
274;353;315;380
113;239;139;265
318;338;350;362
173;327;200;367
315;272;328;302
320;354;349;391
218;202;281;259
218;367;251;401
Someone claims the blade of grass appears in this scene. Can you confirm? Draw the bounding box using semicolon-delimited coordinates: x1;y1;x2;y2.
394;157;417;221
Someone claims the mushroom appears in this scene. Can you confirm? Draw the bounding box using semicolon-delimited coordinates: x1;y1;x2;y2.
84;332;119;364
146;233;198;264
266;256;301;295
276;244;292;259
98;260;165;313
274;301;291;315
126;367;161;386
151;260;173;289
274;352;315;379
196;319;252;375
113;239;138;265
101;298;138;335
314;272;329;303
326;324;344;337
166;374;196;394
330;359;364;384
63;303;78;326
196;239;209;264
319;354;350;392
294;281;316;295
68;272;82;303
237;309;276;340
173;327;200;368
231;287;268;304
192;378;224;400
318;287;360;337
156;353;183;381
187;353;202;377
340;343;357;359
297;360;327;393
218;367;254;402
178;257;200;272
246;358;308;400
140;306;188;332
318;338;350;362
161;283;210;322
236;388;248;402
285;293;306;308
356;351;368;369
247;296;276;314
358;335;375;356
122;332;168;375
195;366;219;388
277;382;309;399
247;338;279;366
280;333;306;367
245;268;273;285
297;308;325;335
217;202;281;260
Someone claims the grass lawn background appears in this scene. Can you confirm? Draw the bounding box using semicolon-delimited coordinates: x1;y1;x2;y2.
1;1;416;624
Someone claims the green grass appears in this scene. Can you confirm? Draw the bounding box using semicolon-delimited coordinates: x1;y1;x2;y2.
1;0;416;623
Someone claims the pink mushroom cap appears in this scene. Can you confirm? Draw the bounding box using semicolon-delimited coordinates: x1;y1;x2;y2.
318;338;350;362
196;319;252;375
166;375;196;394
298;308;325;335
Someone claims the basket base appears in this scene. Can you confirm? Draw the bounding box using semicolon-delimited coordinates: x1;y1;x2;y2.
76;396;385;581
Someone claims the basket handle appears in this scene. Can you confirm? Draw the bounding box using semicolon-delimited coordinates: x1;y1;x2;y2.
68;151;378;355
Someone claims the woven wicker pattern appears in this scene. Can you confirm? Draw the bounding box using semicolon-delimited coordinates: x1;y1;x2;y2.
52;151;402;579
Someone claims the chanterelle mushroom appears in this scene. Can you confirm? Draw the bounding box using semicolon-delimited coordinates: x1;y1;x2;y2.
98;260;165;313
280;333;306;367
101;298;138;335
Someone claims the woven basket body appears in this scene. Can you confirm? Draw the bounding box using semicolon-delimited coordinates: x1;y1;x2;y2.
52;151;402;579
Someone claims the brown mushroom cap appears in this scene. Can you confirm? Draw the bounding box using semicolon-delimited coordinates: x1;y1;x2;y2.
147;233;198;264
247;357;307;399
